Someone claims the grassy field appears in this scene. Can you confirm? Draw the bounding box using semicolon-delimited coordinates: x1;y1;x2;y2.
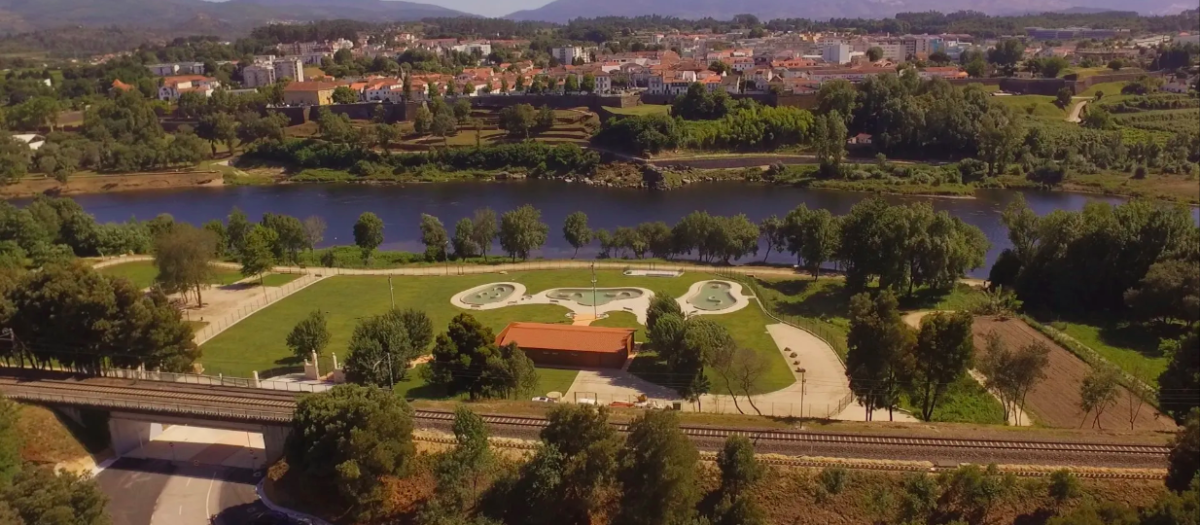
198;270;793;397
99;260;244;289
1036;316;1178;387
899;375;1006;425
994;94;1067;119
605;104;671;116
1079;81;1129;98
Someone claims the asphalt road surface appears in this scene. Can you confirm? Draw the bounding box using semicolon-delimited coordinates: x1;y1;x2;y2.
96;458;272;525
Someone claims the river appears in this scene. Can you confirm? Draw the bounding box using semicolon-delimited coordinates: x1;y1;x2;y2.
43;182;1178;278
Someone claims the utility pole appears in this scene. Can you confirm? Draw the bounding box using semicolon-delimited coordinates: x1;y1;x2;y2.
388;276;395;309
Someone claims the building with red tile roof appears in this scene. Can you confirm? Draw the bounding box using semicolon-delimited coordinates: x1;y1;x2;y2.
495;323;634;369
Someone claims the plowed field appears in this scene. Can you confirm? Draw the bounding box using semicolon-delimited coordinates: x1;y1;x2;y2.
971;316;1176;432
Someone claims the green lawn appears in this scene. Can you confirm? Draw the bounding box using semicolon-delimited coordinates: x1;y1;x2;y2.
99;261;245;289
592;311;644;341
606;104;670;116
199;270;725;378
98;260;158;289
1040;317;1177;386
1079;81;1129;98
899;375;1006;425
260;273;302;287
994;94;1067;119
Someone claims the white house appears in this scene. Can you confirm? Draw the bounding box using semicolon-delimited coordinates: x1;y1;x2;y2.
158;75;221;101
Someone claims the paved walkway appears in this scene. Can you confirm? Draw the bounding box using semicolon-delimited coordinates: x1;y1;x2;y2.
1067;98;1089;123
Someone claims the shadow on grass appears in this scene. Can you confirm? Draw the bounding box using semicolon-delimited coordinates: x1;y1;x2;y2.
1036;312;1186;360
626;352;688;392
755;278;849;319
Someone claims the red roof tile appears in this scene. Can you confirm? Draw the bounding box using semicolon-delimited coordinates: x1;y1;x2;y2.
496;323;633;354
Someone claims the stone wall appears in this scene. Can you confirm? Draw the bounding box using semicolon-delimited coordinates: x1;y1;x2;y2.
468;93;635;112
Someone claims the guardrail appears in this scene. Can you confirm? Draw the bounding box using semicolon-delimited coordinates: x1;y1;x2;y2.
100;367;334;393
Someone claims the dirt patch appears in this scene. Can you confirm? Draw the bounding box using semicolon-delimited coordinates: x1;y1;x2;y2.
1;170;223;198
972;316;1175;432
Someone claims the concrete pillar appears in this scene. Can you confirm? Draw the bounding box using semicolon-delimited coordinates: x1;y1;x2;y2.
108;418;163;456
252;370;261;388
261;425;292;464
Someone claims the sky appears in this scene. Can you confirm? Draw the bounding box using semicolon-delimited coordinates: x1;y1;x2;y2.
203;0;553;17
426;0;551;16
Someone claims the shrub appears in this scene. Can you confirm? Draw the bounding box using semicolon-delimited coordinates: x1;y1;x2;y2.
818;466;849;495
1048;469;1081;501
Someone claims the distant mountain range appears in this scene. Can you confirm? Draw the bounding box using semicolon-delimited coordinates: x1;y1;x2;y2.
505;0;1192;23
0;0;469;35
0;0;1193;37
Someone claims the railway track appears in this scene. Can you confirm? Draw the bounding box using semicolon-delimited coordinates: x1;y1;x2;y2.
0;370;1170;463
411;435;1166;480
412;410;1170;457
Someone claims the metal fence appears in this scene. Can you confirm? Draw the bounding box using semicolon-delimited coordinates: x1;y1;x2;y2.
192;274;320;345
100;366;334;393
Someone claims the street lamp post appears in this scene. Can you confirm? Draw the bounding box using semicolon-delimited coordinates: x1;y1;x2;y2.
590;263;598;318
798;368;807;419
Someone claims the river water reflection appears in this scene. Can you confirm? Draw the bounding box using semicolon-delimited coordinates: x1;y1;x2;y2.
48;181;1194;278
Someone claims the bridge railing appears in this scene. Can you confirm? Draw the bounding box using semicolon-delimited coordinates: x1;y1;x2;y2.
2;388;292;423
99;367;335;393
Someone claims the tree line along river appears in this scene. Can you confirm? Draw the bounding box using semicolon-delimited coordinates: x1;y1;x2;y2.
35;181;1200;278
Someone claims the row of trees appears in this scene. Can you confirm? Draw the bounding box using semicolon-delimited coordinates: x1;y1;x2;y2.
0;196;156;269
0;261;198;374
286;389;767;525
990;195;1198;319
246;136;600;179
405;205;549;262
284;384;1200;525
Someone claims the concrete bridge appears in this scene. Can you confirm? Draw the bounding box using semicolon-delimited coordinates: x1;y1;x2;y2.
0;368;297;464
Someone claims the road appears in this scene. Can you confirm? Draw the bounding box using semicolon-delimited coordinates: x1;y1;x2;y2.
96;457;271;525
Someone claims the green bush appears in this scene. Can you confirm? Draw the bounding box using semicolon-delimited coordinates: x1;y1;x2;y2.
1048;469;1081;501
818;466;849;495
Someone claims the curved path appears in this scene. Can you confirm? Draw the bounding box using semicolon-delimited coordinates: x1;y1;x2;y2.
1067;98;1089;123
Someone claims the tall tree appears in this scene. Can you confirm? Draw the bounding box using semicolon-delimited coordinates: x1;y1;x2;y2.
423;313;537;399
562;211;592;259
1;465;109;525
1158;328;1200;424
1079;369;1120;430
646;291;684;332
452;217;480;259
499;205;548;261
238;224;276;283
286;309;331;361
353;212;385;263
153;224;216;307
6;262;198;373
979;332;1049;426
196;111;238;157
712;435;766;525
758;214;784;263
302;216;326;253
471;208;498;261
1166;411;1199;493
0;396;20;486
846;291;914;420
344;308;432;386
615;410;700;525
909;312;975;421
226;207;252;256
286;384;415;522
799;209;839;278
419;214;449;262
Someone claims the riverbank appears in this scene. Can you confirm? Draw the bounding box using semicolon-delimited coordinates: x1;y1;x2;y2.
8;159;1195;205
0;170;224;199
